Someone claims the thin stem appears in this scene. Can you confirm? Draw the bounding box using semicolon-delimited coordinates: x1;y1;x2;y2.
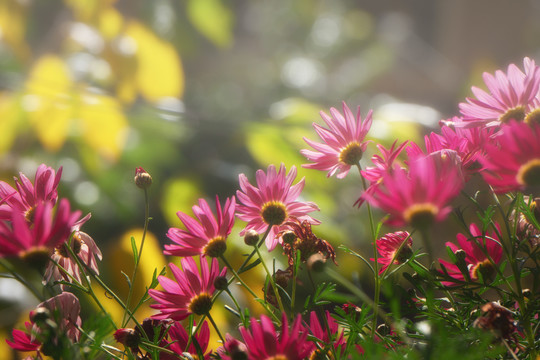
255;244;285;314
0;258;44;301
122;188;151;328
220;255;258;299
207;312;225;345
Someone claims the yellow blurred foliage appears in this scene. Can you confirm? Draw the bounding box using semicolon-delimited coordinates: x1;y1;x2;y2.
0;0;30;61
0;94;21;156
187;0;234;48
24;55;128;161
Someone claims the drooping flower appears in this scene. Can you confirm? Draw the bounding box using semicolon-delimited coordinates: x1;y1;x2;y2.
355;140;408;207
218;334;248;360
0;199;81;269
239;313;314;360
458;57;540;128
236;164;319;251
364;152;464;228
164;196;236;258
372;231;413;274
479;121;540;193
439;223;503;286
44;213;102;287
301;102;373;178
148;256;227;321
6;292;82;357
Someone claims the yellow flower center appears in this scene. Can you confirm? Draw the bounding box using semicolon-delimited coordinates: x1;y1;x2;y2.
339;142;363;166
266;356;288;360
470;259;496;283
516;158;540;187
261;201;288;226
56;232;83;258
403;203;439;229
188;293;213;315
499;106;526;123
203;237;227;258
524;108;540;124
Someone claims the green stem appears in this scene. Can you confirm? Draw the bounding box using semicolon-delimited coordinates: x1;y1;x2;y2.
255;244;285;314
207;312;225;345
122;188;151;328
0;258;44;301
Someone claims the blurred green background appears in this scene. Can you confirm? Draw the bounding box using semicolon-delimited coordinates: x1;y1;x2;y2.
1;0;540;357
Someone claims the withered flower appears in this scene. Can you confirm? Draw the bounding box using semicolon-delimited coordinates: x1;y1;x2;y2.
473;302;518;343
279;220;336;267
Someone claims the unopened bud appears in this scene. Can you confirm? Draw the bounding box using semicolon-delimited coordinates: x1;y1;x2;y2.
307;253;326;272
30;307;50;324
134;167;152;189
454;249;467;263
214;275;229;290
281;231;296;245
244;230;259;246
114;328;140;353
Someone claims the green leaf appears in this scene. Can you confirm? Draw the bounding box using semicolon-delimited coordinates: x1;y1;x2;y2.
186;0;234;48
130;236;139;264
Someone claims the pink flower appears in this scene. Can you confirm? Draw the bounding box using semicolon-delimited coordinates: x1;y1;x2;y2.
306;311;346;357
239;313;314;360
355;140;408;207
6;292;82;357
0;164;62;221
164;196;235;258
236;164;319;251
372;231;413;274
0;199;81;267
161;321;211;359
44;213;102;287
479;121;540;193
365;152;464;228
458;57;540;128
218;334;248;360
301;102;372;178
148;256;227;321
439;223;503;286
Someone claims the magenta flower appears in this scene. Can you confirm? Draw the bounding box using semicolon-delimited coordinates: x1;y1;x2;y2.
239;313;314;360
0;199;81;267
0;164;62;221
302;102;372;178
306;311;346;357
160;321;211;360
480;121;540;193
355;140;408;207
439;223;503;286
164;196;235;258
458;57;540;128
372;231;413;274
236;164;319;251
44;213;102;287
148;256;227;321
365;152;464;228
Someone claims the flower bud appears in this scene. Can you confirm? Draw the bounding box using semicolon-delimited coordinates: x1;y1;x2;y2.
134;167;152;189
114;328;140;353
307;253;326;272
243;230;259;246
214;275;229;291
281;231;296;245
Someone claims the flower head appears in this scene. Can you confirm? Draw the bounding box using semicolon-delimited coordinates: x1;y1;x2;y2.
162;321;211;360
302;102;372;178
239;313;314;360
365;152;464;228
458;57;540;128
164;196;235;258
236;164;319;251
480;121;540;193
306;311;346;358
0;164;62;221
0;199;81;269
372;231;413;274
148;256;227;321
439;223;503;286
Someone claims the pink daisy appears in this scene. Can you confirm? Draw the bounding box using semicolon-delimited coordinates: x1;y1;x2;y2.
365;152;464;228
148;256;227;321
371;231;413;274
479;121;540;193
439;223;503;286
164;196;235;258
160;321;211;360
301;102;373;178
0;164;62;221
306;311;346;358
355;140;408;207
236;164;319;251
44;213;102;288
458;57;540;128
239;313;314;360
0;199;81;269
218;334;248;360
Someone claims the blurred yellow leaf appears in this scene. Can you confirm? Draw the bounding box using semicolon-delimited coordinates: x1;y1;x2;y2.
64;0;117;22
25;55;72;151
78;94;128;161
0;94;21;156
125;21;184;103
160;177;203;226
187;0;233;48
97;6;123;40
0;0;30;60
